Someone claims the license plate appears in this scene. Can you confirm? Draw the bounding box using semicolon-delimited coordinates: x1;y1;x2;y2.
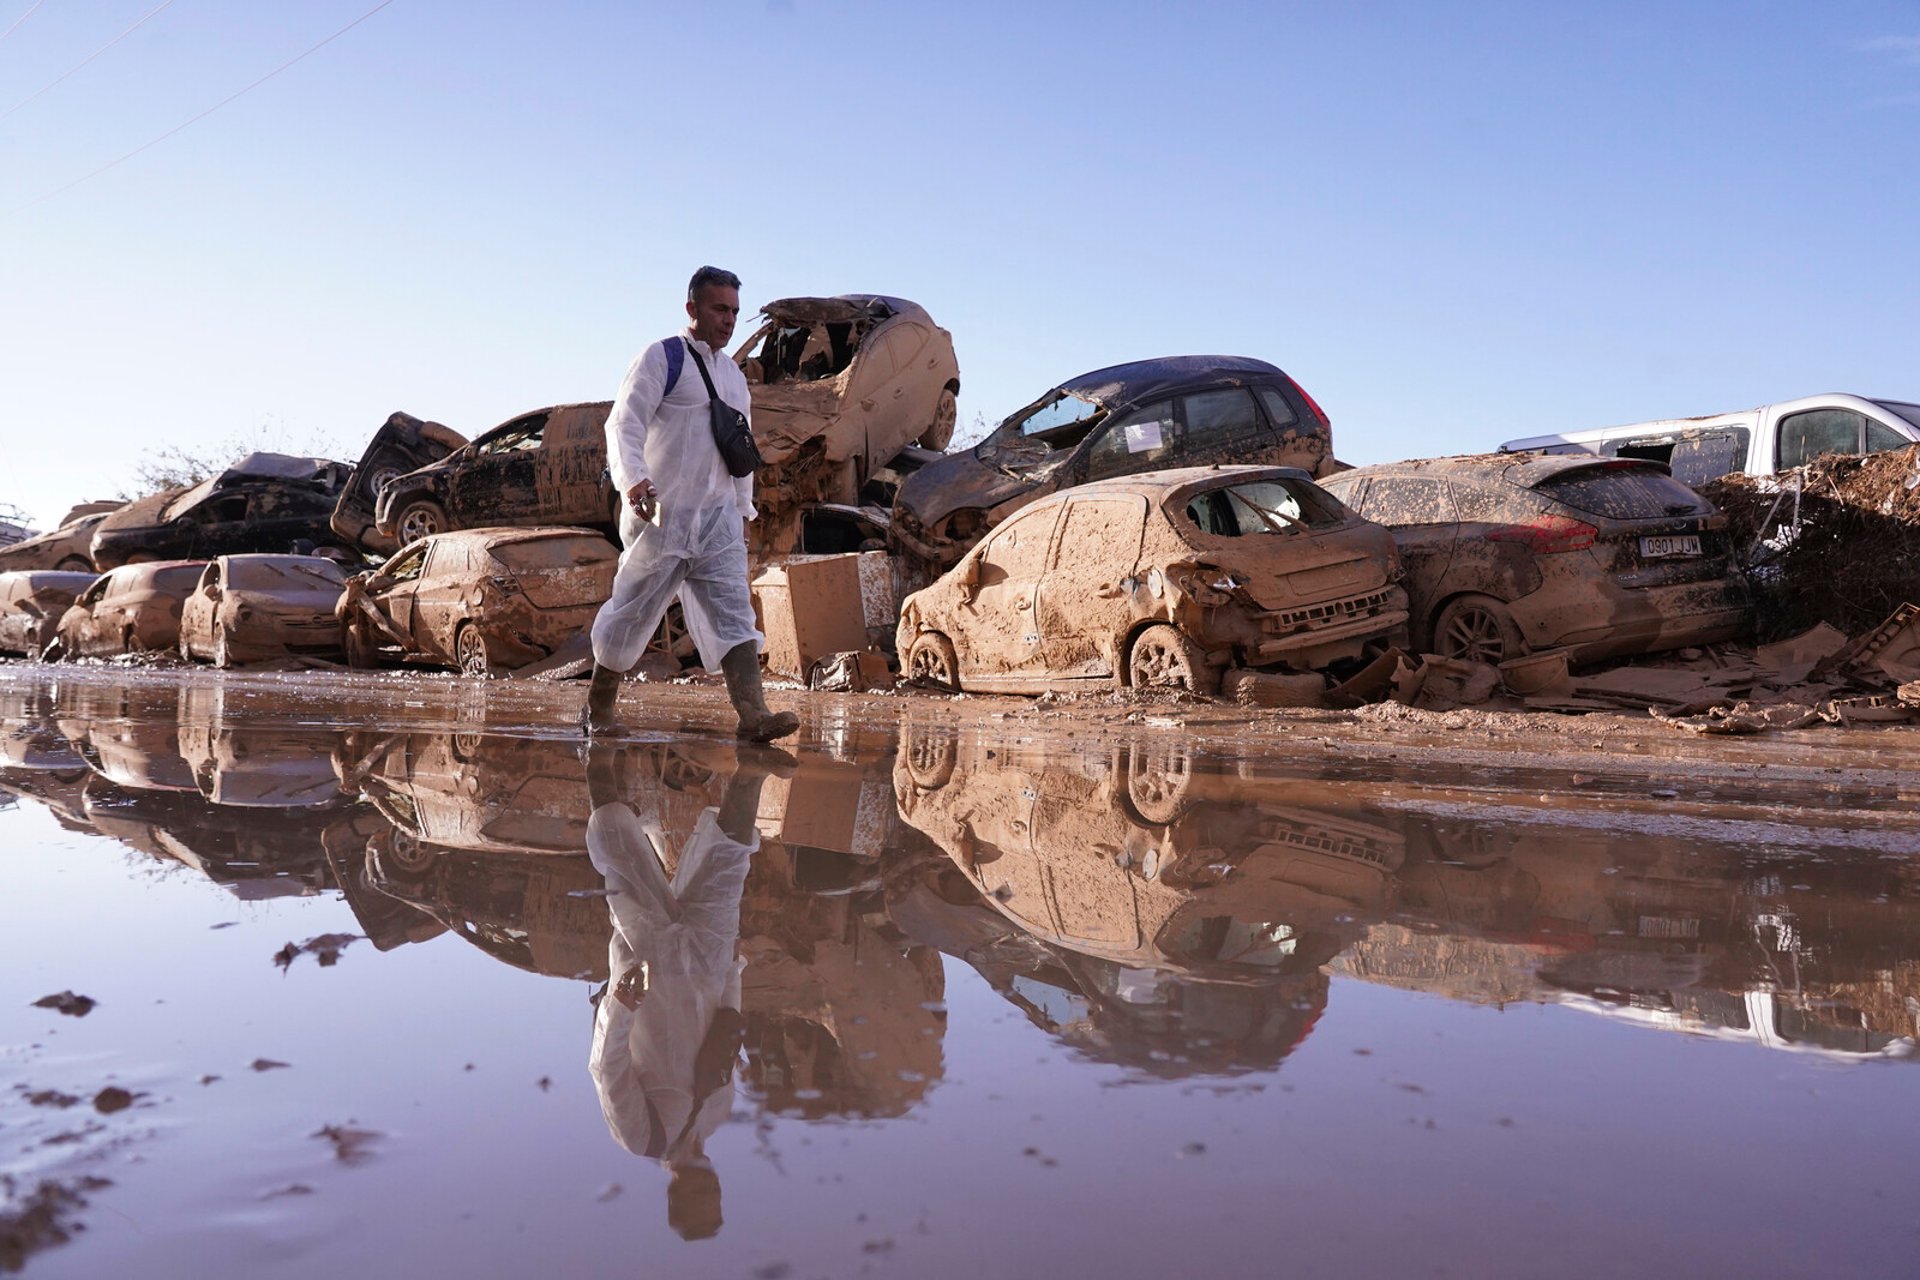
1639;534;1702;559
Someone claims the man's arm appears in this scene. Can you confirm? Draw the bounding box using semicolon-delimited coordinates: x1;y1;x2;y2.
606;345;667;519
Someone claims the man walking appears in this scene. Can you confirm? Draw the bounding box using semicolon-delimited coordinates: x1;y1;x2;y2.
583;266;799;742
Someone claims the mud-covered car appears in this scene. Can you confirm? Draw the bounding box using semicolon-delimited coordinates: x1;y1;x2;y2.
330;412;470;555
1318;454;1751;663
91;454;351;571
892;355;1334;571
338;527;616;675
0;504;121;573
0;571;99;658
178;554;348;667
373;403;618;546
895;465;1406;696
49;560;206;659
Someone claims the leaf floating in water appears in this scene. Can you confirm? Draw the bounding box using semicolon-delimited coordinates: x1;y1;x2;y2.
91;1087;139;1114
312;1124;382;1165
250;1059;291;1072
31;991;96;1017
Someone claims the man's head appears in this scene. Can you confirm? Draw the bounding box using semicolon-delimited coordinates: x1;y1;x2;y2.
685;265;741;350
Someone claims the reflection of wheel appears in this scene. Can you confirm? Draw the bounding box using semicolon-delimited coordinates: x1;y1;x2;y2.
394;498;446;544
1125;740;1194;826
920;386;958;451
387;831;435;875
455;622;496;677
1432;594;1522;665
55;556;92;572
1126;623;1217;695
905;631;959;691
903;726;958;790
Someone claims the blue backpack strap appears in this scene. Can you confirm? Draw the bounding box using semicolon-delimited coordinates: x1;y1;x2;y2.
663;336;684;398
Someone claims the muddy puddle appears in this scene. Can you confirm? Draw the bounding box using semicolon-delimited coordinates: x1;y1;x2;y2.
3;665;1918;1277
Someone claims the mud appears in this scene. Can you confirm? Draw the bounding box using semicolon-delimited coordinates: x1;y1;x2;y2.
2;662;1918;1277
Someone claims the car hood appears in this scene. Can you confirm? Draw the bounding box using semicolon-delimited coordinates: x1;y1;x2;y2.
895;449;1041;528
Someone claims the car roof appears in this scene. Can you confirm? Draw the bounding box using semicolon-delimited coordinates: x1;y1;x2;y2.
402;526;606;553
1328;451;1672;488
759;295;926;325
6;571;98;590
1054;356;1287;408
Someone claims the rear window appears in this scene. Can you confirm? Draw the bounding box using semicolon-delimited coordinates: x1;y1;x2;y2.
491;535;613;572
1532;465;1712;519
1183;478;1347;537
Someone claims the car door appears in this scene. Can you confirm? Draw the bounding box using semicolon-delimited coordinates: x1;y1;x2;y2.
450;414;546;524
184;493;251;559
409;540;470;658
1081;398;1179;482
862;320;932;459
368;544;429;649
1037;495;1149;680
954;504;1061;685
1351;476;1460;632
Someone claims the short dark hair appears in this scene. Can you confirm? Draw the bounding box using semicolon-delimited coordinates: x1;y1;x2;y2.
687;265;741;302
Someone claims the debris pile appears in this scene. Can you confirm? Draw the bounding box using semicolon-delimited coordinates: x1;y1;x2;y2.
1700;445;1920;639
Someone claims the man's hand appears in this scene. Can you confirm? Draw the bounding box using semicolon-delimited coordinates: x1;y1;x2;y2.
626;480;658;521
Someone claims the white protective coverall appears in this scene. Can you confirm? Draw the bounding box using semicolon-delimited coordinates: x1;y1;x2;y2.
587;798;753;1171
591;331;762;674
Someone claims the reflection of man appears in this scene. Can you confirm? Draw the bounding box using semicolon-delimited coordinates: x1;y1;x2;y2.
585;742;778;1241
582;265;799;743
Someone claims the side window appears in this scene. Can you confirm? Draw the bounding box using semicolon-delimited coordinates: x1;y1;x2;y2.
881;321;929;373
384;547;427;583
476;415;549;455
1865;421;1909;453
1255;386;1299;429
1668;429;1749;485
1777;409;1864;469
1178;388;1263;447
1085;400;1177;480
78;576;111;607
1318;475;1367;512
204;494;250;523
976;513;1053;585
1448;479;1524;522
1361;478;1457;526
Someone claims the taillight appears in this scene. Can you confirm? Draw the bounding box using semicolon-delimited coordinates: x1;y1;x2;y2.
1289;377;1331;431
1487;514;1597;553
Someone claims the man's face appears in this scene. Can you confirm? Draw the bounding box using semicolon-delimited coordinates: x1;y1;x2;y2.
686;284;740;349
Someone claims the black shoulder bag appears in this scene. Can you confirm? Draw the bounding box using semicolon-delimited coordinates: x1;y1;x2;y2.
682;339;762;478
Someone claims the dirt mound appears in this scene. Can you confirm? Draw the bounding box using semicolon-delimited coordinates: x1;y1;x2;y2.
1700;445;1920;639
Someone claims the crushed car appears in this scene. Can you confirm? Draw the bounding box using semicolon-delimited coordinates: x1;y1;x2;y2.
178;554;349;667
0;502;122;573
47;560;207;659
891;355;1334;572
91;454;351;571
895;465;1406;696
329;412;470;555
1318;453;1751;664
337;527;616;675
0;571;100;658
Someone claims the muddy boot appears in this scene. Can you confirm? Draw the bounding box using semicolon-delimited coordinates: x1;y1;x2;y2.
581;662;629;738
585;740;625;809
720;642;799;743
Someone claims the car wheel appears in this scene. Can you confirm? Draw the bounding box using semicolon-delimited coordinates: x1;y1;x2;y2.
905;631;959;691
1126;623;1218;695
920;387;958;452
395;499;447;544
55;556;92;572
365;461;406;498
1432;594;1522;665
455;622;495;678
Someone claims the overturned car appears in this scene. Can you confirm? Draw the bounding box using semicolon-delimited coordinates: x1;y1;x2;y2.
330;412;470;555
895;465;1406;696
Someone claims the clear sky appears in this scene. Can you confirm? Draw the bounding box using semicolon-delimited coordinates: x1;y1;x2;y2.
2;1;1916;530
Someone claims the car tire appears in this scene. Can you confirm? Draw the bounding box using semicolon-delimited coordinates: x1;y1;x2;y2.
1432;594;1523;665
1126;623;1218;695
920;387;958;452
55;556;92;572
394;498;447;545
905;631;960;691
455;621;496;678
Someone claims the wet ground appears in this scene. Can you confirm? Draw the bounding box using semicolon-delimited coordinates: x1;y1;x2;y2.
3;662;1918;1278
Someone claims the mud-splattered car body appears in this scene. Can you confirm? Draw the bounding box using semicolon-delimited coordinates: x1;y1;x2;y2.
895;465;1406;695
330;412;470;555
735;295;960;532
892;355;1333;571
350;729;592;860
0;571;99;658
373;404;614;546
178;554;348;667
1319;453;1751;663
338;527;615;675
90;455;350;571
0;506;119;573
51;560;206;659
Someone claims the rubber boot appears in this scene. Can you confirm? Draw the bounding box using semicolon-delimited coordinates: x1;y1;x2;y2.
581;662;628;738
720;641;799;742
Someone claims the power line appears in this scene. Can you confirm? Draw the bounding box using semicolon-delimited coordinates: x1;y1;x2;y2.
3;0;178;121
0;0;48;47
7;0;396;217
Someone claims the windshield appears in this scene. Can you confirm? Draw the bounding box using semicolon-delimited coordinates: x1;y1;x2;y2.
1870;400;1920;433
979;391;1107;473
1533;464;1712;519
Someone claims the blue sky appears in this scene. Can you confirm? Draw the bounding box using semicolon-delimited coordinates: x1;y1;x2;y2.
2;1;1916;530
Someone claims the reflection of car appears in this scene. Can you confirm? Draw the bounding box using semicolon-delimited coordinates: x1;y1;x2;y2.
0;506;119;573
0;570;99;657
178;555;349;667
892;355;1334;569
329;412;470;555
51;560;206;659
351;730;592;858
895;465;1406;695
90;454;350;571
1318;454;1750;663
339;527;615;674
737;294;960;483
373;403;617;545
